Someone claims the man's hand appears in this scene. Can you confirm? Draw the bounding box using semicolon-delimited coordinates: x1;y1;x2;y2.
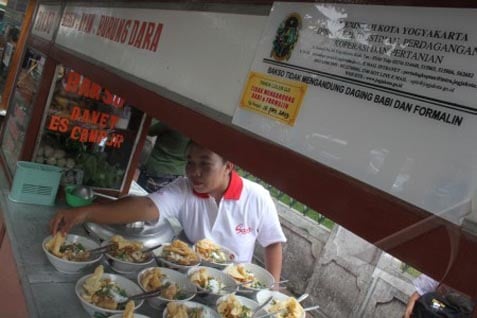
49;208;89;235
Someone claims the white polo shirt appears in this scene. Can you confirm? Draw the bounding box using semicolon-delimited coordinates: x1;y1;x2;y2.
148;171;286;263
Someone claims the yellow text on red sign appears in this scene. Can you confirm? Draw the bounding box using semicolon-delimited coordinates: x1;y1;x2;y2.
240;72;307;126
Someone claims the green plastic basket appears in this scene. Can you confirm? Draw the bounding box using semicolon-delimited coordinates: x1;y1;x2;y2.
9;161;63;206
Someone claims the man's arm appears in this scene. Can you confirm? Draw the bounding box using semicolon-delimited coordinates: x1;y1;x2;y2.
264;242;283;283
404;291;420;318
49;196;159;235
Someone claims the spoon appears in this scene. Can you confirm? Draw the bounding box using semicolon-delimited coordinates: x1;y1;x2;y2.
112;288;163;304
252;296;273;318
72;185;118;200
296;293;309;303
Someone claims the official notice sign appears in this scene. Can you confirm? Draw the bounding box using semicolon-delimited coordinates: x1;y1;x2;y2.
233;3;477;224
240;71;307;125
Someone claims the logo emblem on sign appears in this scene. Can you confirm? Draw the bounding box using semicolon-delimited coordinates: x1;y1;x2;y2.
271;13;302;61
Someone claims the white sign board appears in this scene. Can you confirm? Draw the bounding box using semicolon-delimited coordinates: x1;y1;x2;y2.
233;2;477;225
32;4;62;41
54;5;266;116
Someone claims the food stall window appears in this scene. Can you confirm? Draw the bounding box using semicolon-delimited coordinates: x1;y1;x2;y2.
33;66;145;191
0;47;45;174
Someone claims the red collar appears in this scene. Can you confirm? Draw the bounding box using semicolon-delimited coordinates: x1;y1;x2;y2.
192;170;243;200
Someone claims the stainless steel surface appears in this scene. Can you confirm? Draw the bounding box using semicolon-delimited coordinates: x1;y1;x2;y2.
84;218;175;247
0;189;160;318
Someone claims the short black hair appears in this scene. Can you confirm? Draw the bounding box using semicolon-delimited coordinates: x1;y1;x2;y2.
187;141;228;163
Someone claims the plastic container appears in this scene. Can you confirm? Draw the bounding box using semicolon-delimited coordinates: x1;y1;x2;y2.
9;161;63;206
65;185;93;207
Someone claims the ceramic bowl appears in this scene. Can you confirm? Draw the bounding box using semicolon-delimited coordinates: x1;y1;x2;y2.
75;272;144;317
153;243;200;273
216;294;266;318
193;242;236;269
256;290;306;318
109;314;150;318
103;240;155;274
42;234;102;274
162;301;220;318
137;267;197;309
223;263;275;293
187;266;238;306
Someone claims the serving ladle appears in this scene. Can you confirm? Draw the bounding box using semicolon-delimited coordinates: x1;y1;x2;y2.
72;185;118;201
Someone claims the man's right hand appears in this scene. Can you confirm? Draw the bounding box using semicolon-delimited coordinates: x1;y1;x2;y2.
49;208;89;235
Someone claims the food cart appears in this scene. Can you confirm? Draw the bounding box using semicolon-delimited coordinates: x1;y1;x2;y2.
0;0;477;317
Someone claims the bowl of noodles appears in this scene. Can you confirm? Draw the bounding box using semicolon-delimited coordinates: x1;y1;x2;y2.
163;301;220;318
153;239;200;272
216;294;266;318
42;233;102;273
75;265;144;317
104;235;154;274
193;239;235;269
109;300;150;318
256;290;305;318
137;267;197;309
223;263;274;293
188;266;238;305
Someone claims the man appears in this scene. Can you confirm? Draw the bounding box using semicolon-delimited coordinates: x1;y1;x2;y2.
137;120;190;193
50;142;286;280
404;274;474;318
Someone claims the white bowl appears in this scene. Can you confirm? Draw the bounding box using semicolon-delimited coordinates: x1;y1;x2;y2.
193;243;236;269
187;266;238;305
103;241;155;274
162;301;220;318
75;272;144;317
42;234;102;274
256;290;306;318
223;263;275;291
137;267;197;309
216;294;266;318
153;243;200;273
109;314;150;318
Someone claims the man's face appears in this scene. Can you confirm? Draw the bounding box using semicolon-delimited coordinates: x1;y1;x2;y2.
185;144;232;194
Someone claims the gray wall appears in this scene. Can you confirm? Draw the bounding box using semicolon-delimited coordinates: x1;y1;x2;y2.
255;201;416;318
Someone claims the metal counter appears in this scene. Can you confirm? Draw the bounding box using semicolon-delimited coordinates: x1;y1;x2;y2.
0;190;160;318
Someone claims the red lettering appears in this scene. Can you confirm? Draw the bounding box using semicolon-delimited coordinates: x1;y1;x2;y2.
78;77;91;97
96;15;106;36
121;20;131;43
48;115;62;131
65;71;81;93
102;89;113;105
98;113;109;128
128;20;140;45
88;83;101;100
70;106;81;121
142;22;155;50
70;126;81;139
134;21;146;48
149;23;163;52
109;115;119;129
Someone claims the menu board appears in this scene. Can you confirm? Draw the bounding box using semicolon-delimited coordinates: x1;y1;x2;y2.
1;49;45;174
34;67;144;190
233;3;477;225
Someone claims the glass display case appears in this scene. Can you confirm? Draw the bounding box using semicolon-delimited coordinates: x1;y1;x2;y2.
32;66;145;191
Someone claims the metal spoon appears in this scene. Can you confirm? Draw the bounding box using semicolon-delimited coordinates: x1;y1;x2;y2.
296;293;309;303
252;296;274;318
